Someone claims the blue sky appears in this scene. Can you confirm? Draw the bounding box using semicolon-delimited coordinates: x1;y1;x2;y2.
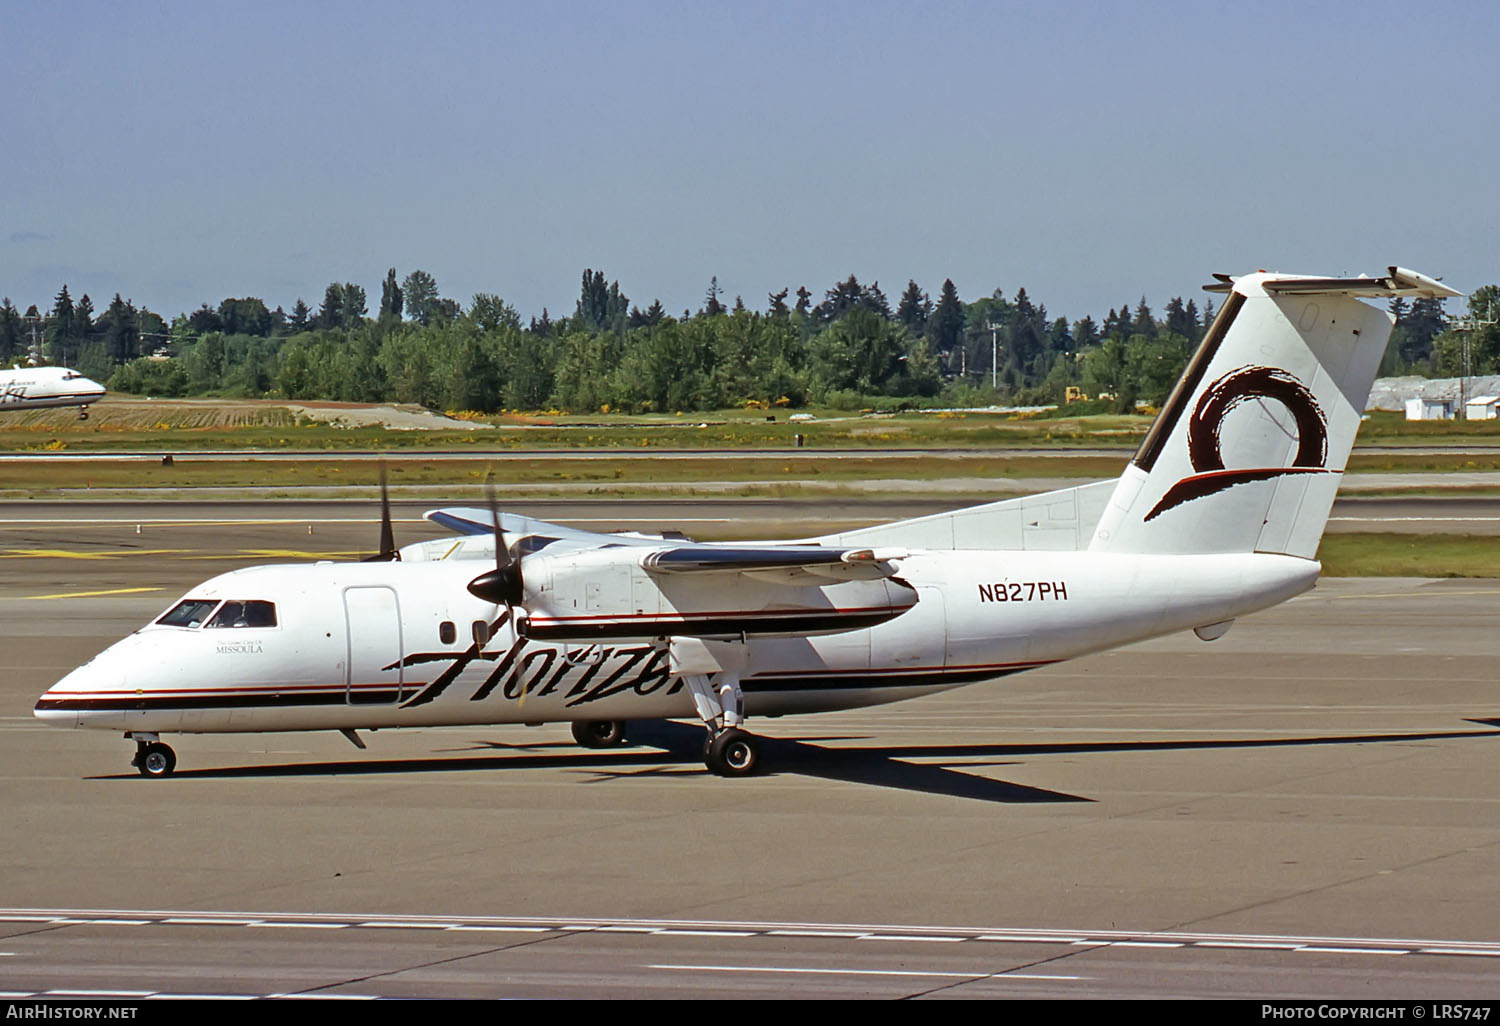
2;0;1495;324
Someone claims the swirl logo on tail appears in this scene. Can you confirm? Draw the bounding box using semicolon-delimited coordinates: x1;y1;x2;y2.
1145;366;1329;521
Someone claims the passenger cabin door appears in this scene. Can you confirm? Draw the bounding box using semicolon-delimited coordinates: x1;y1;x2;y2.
343;586;405;704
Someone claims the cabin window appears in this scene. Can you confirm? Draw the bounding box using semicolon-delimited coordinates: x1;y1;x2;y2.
439;621;456;644
205;600;278;628
472;620;490;645
157;599;220;628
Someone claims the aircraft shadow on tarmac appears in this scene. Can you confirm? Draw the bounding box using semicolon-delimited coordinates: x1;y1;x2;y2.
88;719;1500;805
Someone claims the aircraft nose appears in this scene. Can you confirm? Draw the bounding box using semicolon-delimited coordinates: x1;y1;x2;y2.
34;660;121;727
34;682;79;727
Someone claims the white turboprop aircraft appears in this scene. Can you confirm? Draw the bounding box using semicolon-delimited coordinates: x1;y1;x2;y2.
34;267;1460;779
0;365;107;418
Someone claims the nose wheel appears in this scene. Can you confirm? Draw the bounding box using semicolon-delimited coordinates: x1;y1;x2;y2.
130;737;176;778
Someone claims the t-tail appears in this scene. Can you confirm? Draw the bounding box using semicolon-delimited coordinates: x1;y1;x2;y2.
1089;267;1461;558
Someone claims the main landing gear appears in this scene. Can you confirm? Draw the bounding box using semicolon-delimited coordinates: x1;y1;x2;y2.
704;726;759;777
571;720;627;748
128;733;176;778
684;673;761;777
673;637;762;777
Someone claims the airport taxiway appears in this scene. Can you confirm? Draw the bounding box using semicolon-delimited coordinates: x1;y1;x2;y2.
2;502;1499;998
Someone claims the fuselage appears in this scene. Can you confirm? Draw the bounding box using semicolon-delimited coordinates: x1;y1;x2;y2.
34;549;1319;736
0;366;106;411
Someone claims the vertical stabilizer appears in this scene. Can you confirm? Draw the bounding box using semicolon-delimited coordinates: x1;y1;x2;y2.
1090;267;1460;557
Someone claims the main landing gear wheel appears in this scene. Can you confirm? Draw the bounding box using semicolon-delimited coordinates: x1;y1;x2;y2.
135;742;176;778
705;728;759;777
571;720;627;748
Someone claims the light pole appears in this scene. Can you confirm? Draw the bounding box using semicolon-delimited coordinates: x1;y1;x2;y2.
987;322;999;392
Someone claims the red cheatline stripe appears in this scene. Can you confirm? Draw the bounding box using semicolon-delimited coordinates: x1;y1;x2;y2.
44;681;427;699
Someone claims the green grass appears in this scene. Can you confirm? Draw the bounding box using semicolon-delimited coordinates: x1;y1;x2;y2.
1316;533;1500;577
10;401;1500;454
0;453;1127;496
0;397;1157;451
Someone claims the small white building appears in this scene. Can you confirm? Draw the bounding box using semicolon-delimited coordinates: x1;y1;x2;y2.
1465;396;1500;421
1405;398;1454;421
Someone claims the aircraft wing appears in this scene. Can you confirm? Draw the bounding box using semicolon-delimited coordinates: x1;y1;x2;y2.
425;507;905;582
424;507;654;547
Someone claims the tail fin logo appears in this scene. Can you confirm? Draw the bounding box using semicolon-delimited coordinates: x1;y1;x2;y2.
1144;365;1330;521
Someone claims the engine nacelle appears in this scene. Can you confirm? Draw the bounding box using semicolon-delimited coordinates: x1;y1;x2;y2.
517;548;918;641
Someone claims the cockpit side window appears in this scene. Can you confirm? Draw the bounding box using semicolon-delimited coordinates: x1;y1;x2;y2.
206;600;277;629
157;599;221;628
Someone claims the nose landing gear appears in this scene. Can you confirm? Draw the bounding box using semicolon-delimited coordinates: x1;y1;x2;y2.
128;733;176;778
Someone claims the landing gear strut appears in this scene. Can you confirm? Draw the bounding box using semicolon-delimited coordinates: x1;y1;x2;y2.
673;637;763;777
128;733;176;778
683;669;762;776
571;720;627;748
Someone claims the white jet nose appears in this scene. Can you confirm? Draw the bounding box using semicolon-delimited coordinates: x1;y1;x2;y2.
34;657;125;728
34;681;80;727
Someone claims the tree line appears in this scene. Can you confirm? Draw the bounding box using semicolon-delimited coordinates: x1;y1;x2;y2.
1;269;1493;414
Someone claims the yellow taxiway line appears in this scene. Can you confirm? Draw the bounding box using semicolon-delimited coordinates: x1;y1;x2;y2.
25;587;166;601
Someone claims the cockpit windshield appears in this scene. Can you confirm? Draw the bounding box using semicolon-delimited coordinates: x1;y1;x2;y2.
156;599;220;628
206;600;277;628
156;598;277;629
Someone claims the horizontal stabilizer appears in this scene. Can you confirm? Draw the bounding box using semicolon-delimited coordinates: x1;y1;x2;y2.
1204;266;1461;299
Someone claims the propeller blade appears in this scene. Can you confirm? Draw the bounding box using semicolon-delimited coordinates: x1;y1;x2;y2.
486;477;510;572
362;460;399;562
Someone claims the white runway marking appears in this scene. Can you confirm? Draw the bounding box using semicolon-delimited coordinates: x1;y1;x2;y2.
5;907;1500;960
1330;516;1500;523
651;964;987;979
